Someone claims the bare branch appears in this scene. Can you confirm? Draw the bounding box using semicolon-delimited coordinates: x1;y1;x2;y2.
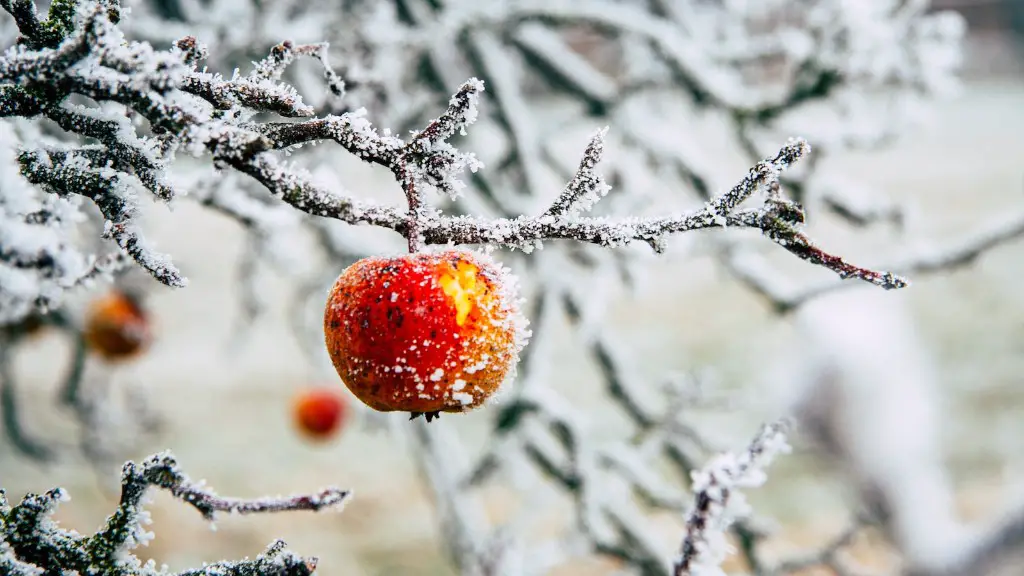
407;77;484;151
17;148;186;287
769;516;871;576
0;347;55;462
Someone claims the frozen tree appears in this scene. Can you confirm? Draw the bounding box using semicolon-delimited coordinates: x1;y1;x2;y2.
3;0;1024;575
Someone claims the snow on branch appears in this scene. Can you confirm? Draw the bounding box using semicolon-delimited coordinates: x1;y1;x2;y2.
673;420;792;576
0;0;908;328
0;451;349;575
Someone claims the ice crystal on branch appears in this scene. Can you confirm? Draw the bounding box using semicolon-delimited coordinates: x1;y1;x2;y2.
0;451;348;575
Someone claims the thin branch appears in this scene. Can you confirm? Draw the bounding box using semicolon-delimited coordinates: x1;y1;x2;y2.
543;127;610;217
1;451;348;575
674;421;792;576
119;452;349;522
399;157;424;252
0;347;54;462
769;517;871;576
729;208;1024;312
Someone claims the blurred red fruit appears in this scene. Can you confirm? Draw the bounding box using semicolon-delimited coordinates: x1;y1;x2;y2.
83;290;151;361
293;388;346;440
323;249;526;420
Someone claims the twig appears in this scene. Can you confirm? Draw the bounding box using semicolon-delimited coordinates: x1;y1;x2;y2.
0;451;349;575
673;421;792;576
0;346;54;462
769;516;871;576
543;127;611;217
728;209;1024;313
120;452;349;522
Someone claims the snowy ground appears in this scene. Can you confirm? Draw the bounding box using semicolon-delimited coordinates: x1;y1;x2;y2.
3;77;1024;575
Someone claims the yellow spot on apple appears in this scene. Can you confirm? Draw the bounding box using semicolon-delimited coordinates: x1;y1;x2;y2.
439;260;480;326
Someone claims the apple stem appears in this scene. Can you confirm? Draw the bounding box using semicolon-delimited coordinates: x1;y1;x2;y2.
409;411;441;423
399;158;424;253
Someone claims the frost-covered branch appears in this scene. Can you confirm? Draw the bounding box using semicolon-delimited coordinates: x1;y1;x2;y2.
117;452;349;521
673;421;792;576
0;0;908;327
542;127;609;217
0;451;349;575
727;208;1024;313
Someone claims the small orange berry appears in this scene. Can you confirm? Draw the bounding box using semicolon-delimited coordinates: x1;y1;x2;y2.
323;250;528;419
293;388;347;440
83;290;151;361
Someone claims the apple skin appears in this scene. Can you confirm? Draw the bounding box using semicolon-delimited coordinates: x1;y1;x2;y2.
83;290;151;361
323;250;524;417
293;388;347;440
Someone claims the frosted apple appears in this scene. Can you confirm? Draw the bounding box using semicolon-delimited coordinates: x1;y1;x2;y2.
323;250;527;420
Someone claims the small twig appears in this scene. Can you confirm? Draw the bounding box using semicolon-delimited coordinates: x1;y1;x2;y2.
121;452;349;522
769;516;870;576
399;157;424;252
674;421;792;576
760;219;908;291
543;127;611;217
729;208;1024;312
1;451;346;575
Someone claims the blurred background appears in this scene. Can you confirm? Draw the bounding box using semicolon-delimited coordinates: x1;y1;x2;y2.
2;0;1024;574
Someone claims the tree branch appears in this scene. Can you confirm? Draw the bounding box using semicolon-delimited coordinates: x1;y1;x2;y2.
0;451;348;575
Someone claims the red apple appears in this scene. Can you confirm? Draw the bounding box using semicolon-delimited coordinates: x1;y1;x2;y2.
293;387;347;440
83;290;151;361
323;250;527;420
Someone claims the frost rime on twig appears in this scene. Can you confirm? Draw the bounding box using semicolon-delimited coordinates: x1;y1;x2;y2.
542;127;610;217
673;420;792;576
0;451;349;575
728;208;1024;312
